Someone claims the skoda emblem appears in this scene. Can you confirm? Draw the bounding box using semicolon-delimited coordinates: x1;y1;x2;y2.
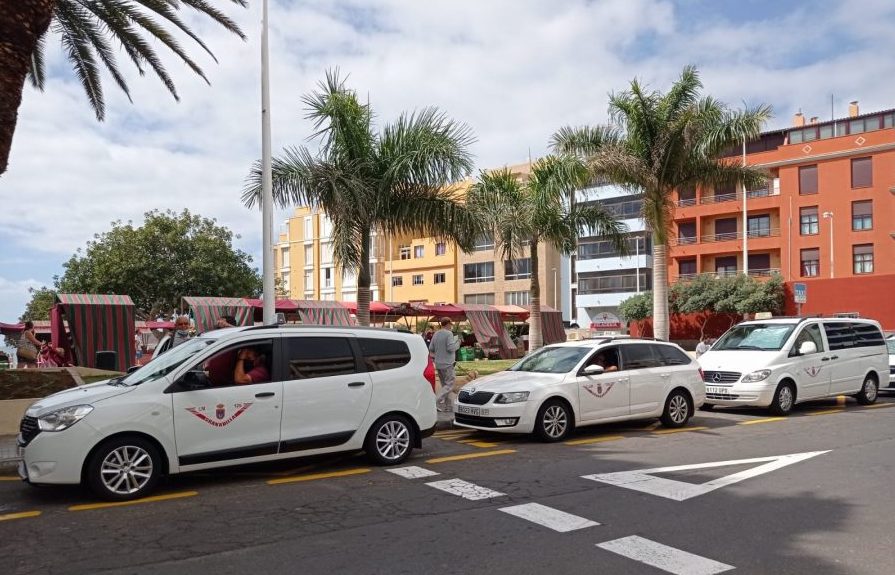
467;387;476;395
712;373;722;383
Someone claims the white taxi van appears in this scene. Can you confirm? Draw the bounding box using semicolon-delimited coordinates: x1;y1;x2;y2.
699;317;888;414
17;326;437;500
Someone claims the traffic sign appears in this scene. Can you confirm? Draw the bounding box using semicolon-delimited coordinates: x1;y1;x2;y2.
794;282;807;304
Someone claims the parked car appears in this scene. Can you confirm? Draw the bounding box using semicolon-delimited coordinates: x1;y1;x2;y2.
18;325;437;500
452;337;705;441
698;317;888;414
886;336;895;390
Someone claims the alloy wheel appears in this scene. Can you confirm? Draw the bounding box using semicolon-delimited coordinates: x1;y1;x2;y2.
375;420;410;461
864;378;878;402
778;386;794;412
542;405;568;439
669;394;689;424
100;445;154;496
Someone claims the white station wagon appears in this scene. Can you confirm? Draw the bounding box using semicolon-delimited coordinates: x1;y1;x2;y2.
453;338;705;441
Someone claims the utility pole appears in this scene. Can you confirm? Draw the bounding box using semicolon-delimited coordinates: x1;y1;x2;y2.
260;0;275;324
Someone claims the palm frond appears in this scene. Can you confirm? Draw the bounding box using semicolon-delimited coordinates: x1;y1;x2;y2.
302;69;375;163
180;0;248;40
54;3;105;119
550;125;622;156
27;30;48;90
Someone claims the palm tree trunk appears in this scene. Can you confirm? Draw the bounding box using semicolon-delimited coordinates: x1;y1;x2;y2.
0;0;54;176
652;241;669;340
528;238;543;351
356;227;371;327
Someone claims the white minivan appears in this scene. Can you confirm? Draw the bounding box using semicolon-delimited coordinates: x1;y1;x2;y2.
18;325;437;500
698;317;888;415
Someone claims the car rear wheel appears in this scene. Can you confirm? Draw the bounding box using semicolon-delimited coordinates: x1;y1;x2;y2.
86;436;161;501
854;375;878;405
365;414;413;465
769;382;796;416
534;400;572;442
660;390;691;428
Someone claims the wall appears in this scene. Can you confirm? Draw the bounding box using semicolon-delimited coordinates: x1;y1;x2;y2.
783;275;895;330
629;312;742;342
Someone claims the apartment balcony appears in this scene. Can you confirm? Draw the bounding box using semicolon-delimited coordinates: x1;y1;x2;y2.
675;269;781;282
675;186;781;219
700;228;781;244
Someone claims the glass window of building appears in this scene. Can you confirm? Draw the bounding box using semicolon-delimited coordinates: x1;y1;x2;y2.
504;291;530;306
747;215;771;238
463;262;495;283
853;244;874;274
412;274;424;285
748;253;771;273
800;206;819;235
504;258;532;280
392;275;403;287
799;165;818;195
464;293;495;305
413;245;424;258
473;234;495;251
715;256;737;275
399;244;411;260
304;217;313;240
433;273;446;284
281;247;290;268
679;259;696;276
304;270;313;291
678;221;696;244
323;267;333;288
851;157;872;188
714;218;737;241
281;271;290;291
435;242;446;256
852;201;872;231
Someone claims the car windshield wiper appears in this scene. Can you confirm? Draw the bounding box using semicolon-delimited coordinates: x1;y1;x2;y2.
735;345;765;350
106;376;126;386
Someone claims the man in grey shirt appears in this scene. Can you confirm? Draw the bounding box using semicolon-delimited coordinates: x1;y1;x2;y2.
171;316;193;348
429;317;460;412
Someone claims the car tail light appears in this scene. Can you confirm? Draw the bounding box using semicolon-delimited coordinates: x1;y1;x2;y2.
424;357;437;393
698;368;705;382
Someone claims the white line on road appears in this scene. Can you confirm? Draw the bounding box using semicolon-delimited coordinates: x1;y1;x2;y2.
499;503;599;532
386;466;440;479
597;536;735;575
425;478;505;500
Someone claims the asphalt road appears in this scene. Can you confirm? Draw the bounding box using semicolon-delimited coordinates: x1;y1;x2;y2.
2;396;894;575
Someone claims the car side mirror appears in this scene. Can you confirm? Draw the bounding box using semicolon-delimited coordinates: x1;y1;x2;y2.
127;365;140;374
180;369;211;390
798;341;817;356
583;364;604;376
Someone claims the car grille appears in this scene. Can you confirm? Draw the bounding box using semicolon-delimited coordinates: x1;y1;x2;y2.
889;366;895;375
706;393;741;400
702;371;741;383
19;415;39;446
458;391;495;405
455;414;499;428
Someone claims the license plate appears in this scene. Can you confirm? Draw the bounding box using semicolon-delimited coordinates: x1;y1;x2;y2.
456;405;482;416
706;386;731;395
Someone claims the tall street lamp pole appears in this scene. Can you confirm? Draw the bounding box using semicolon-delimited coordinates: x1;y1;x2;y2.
742;135;748;277
260;0;275;324
823;211;834;278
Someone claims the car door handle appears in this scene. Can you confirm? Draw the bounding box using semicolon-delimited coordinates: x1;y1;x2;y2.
821;357;830;362
255;392;275;398
348;381;366;388
660;373;671;378
829;355;839;360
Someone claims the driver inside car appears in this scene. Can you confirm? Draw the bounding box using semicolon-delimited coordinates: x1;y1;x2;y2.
233;346;270;384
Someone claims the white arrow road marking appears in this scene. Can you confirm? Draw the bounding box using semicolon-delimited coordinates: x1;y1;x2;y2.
386;466;439;479
582;450;830;501
425;478;505;500
499;503;599;532
597;536;735;575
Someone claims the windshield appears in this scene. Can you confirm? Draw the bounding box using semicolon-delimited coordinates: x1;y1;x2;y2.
712;324;796;351
887;339;895;354
510;346;591;374
122;338;215;386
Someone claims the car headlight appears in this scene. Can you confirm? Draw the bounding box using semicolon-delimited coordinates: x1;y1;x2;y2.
741;370;772;383
494;392;530;404
37;404;94;432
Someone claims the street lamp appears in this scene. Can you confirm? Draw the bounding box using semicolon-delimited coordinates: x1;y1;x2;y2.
822;211;834;278
260;0;275;324
552;267;557;310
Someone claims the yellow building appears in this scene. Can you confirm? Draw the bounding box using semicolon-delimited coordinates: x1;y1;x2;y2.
383;234;459;304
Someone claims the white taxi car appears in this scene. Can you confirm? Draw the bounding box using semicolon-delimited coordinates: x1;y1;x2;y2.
453;337;705;441
886;336;895;389
18;325;437;500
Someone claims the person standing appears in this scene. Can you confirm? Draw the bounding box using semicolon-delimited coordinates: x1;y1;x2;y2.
134;329;144;363
171;316;193;348
16;321;43;369
428;317;460;412
695;337;710;358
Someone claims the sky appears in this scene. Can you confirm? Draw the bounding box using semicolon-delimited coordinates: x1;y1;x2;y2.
1;0;894;324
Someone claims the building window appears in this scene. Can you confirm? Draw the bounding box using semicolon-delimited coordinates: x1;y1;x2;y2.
578;270;651;295
464;293;495;305
392;275;403;287
504;258;532;280
852;200;873;231
304;217;313;240
281;271;290;291
799;165;818;195
304;270;314;291
715;256;737;276
677;185;696;206
747;215;771;238
853;244;874;274
280;247;290;268
800;206;819;235
748;253;771;274
579;234;651;260
851;157;872;188
679;259;697;276
504;291;530;306
303;245;314;266
800;249;819;277
323;267;333;288
678;222;696;244
320;242;333;264
399;244;411;260
435;242;446;256
412;274;424;285
413;245;424;258
713;218;738;241
342;269;356;288
320;216;333;238
463;262;495;283
472;234;495;252
433;273;446;284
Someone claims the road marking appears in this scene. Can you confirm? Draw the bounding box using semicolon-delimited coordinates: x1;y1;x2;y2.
597;536;734;575
433;431;473;439
499;503;599;532
0;510;42;522
69;491;197;511
0;476;21;481
565;435;625;446
426;449;516;464
864;403;894;409
267;468;370;485
460;441;503;448
738;417;787;425
808;408;845;416
425;478;505;500
386;466;440;479
619;422;661;432
653;426;709;435
583;450;829;501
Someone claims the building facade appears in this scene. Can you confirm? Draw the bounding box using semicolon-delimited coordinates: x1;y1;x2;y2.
383;234;459;304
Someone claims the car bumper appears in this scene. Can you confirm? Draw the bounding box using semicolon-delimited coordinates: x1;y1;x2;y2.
18;422;101;485
704;385;776;408
452;402;536;434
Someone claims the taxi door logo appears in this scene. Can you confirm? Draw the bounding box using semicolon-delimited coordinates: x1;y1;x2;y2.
584;382;614;398
804;366;822;377
186;402;253;427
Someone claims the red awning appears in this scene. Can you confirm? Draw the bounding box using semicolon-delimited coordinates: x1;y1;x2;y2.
411;303;466;319
56;293;136;371
182;296;254;333
0;321;24;334
243;298;299;311
495;305;530;321
340;301;393;314
525;305;566;345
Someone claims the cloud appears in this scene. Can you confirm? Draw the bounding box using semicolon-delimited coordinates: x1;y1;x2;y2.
0;276;44;326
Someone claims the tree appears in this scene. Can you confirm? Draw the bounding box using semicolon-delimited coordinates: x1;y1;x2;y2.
672;274;786;338
552;66;771;341
618;291;652;335
0;0;247;176
55;209;261;316
243;70;479;326
466;155;627;351
21;286;57;322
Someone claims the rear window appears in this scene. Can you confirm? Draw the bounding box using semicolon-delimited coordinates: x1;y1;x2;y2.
359;338;412;372
823;323;854;351
653;344;692;366
621;344;661;369
285;337;358;379
852;323;885;347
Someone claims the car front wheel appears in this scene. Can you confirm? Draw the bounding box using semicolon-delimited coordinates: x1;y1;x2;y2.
769;382;796;416
534;400;572;442
661;390;691;428
86;436;162;501
365;414;413;465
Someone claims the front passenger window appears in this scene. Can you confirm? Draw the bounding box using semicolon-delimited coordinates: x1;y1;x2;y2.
286;337;358;379
791;324;824;356
199;340;275;387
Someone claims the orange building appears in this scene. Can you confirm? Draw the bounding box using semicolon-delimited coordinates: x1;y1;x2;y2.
669;102;895;328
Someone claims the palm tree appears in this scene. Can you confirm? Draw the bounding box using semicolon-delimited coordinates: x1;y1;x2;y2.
243;70;479;326
552;65;771;341
0;0;247;176
466;155;627;351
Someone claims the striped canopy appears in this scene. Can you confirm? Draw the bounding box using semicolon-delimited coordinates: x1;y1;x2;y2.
181;296;253;333
293;300;353;326
55;293;135;372
526;305;566;345
457;304;517;359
